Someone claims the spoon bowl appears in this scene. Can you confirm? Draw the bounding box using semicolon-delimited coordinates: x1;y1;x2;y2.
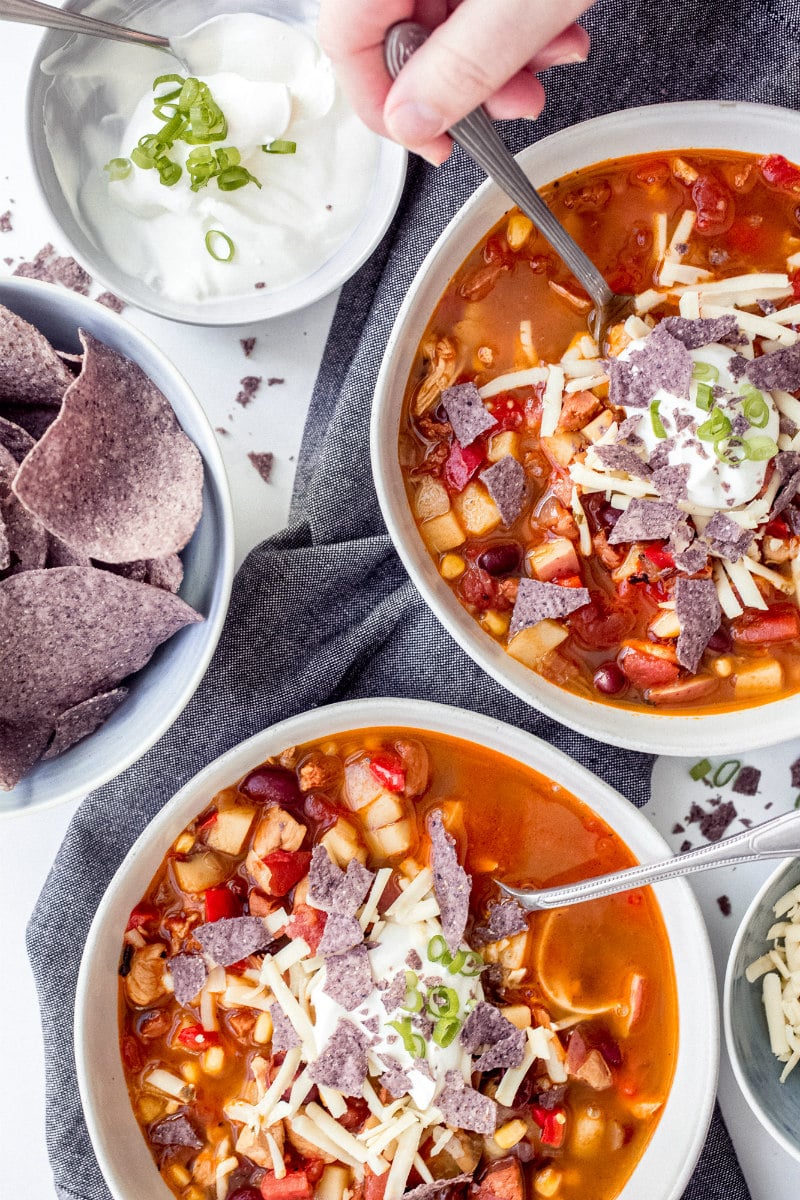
0;0;187;63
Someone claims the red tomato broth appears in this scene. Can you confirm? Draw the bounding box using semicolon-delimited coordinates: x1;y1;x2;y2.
399;150;800;713
118;728;677;1200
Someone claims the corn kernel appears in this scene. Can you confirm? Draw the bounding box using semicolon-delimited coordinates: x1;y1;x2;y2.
173;831;195;855
713;655;733;678
440;553;466;580
494;1119;527;1150
168;1164;192;1188
137;1095;164;1123
201;1045;225;1075
254;1011;273;1044
180;1061;201;1085
164;1099;180;1115
500;1004;532;1030
507;213;533;250
186;1189;205;1200
481;609;511;637
534;1167;561;1197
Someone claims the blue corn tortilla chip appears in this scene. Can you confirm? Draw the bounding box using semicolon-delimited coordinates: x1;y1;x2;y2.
379;1062;412;1099
150;1114;203;1150
436;1071;497;1134
593;443;651;479
672;541;709;575
474;898;529;944
427;808;471;954
322;944;374;1010
0;304;74;406
607;498;682;545
1;493;48;574
508;578;590;638
379;972;408;1014
662;315;741;349
745;342;800;392
607;324;692;409
318;913;364;957
168;953;207;1007
702;512;753;562
771;452;800;518
309;1019;368;1095
475;1029;526;1072
441;382;497;447
270;1002;301;1053
675;577;721;673
461;1001;519;1053
615;414;644;443
0;443;18;497
403;1176;474;1200
42;688;127;760
652;463;690;502
308;845;374;916
195;916;273;966
732;765;761;796
0;415;36;463
479;455;526;525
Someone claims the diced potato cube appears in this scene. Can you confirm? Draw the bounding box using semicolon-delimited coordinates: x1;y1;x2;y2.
582;409;615;444
254;1011;273;1044
316;1165;351;1200
648;609;680;639
541;431;583;468
413;476;450;521
201;1046;225;1075
362;791;405;830
206;806;256;856
168;1164;192;1188
172;850;229;893
507;621;568;666
482;608;511;637
320;819;368;867
527;537;580;582
365;817;415;860
488;430;522;462
452;482;502;536
173;832;195;855
440;553;466;580
507;212;533;250
421;510;465;553
500;1004;532;1030
482;930;529;970
344;757;386;810
733;657;784;697
137;1095;165;1123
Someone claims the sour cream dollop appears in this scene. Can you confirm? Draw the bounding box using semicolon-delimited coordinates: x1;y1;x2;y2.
78;14;379;303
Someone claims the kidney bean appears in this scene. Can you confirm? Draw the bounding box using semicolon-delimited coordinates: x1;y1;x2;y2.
706;626;732;653
593;662;627;695
228;1189;262;1200
477;542;521;576
240;766;300;807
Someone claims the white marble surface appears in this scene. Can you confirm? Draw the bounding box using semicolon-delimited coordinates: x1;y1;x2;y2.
1;16;799;1200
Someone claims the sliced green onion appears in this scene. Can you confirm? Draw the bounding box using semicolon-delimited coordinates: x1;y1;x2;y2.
427;935;450;964
650;398;667;439
402;972;423;1013
695;381;714;412
153;72;184;93
460;950;485;976
692;361;719;383
156;158;182;187
743;391;770;428
433;1016;462;1048
712;760;741;788
697;408;731;442
744;434;779;462
795;794;800;810
104;157;131;181
427;986;460;1018
178;77;201;112
205;229;235;262
158;112;188;144
446;949;468;975
131;147;156;170
218;165;262;192
689;758;711;781
387;1018;427;1058
263;139;297;154
216;146;241;169
714;437;747;465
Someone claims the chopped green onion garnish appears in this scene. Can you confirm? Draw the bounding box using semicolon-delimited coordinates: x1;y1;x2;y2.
446;949;468;975
742;391;769;428
156;157;182;187
795;794;800;810
698;408;731;442
650;398;667;439
387;1018;426;1059
153;73;184;92
692;361;719;383
712;760;741;788
205;229;235;262
461;950;485;976
427;986;460;1018
744;434;779;461
427;935;449;964
714;437;747;465
218;165;262;192
695;382;713;412
263;139;297;154
402;971;423;1013
104;157;131;181
433;1016;462;1048
689;758;711;781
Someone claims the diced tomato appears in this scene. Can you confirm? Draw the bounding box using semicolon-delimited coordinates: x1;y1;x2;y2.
631;159;670;189
792;273;800;301
692;173;734;235
725;220;765;257
495;401;524;431
765;517;791;539
731;603;800;645
363;1167;389;1200
126;902;160;931
619;645;680;690
443;439;486;492
198;810;218;831
369;752;406;793
643;542;675;571
568;591;634;651
176;1025;221;1051
121;1034;143;1072
225;959;251;975
285;903;327;954
259;849;313;896
204;885;243;923
260;1171;313;1200
304;1162;327;1185
459;566;503;613
531;1103;567;1148
760;153;800;193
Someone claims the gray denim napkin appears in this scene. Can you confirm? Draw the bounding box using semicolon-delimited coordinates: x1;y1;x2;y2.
28;0;800;1194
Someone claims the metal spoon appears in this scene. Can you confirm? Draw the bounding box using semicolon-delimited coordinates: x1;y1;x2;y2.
0;0;178;59
497;808;800;911
384;20;632;342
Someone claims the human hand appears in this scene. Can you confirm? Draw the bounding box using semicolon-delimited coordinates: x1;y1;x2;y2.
318;0;596;164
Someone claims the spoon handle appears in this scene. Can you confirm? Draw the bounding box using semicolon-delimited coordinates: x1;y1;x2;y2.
0;0;169;50
384;20;613;311
501;808;800;910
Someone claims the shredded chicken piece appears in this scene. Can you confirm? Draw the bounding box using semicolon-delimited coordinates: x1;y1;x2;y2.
413;336;459;415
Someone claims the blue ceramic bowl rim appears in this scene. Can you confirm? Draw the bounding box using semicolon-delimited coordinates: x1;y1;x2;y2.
0;275;235;815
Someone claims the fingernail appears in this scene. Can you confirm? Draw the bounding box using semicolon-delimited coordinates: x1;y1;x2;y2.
562;48;589;64
385;100;446;146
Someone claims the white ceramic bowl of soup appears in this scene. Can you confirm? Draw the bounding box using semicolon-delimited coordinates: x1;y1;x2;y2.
371;100;800;756
75;697;717;1200
26;0;407;325
0;276;234;816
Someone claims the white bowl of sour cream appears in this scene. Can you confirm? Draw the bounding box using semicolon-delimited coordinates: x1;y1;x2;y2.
27;1;407;324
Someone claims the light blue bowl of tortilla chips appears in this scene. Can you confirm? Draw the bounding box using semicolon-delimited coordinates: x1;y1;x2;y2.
0;276;234;814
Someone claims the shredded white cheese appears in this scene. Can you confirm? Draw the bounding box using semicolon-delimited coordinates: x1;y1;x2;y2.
477;366;548;400
539;365;565;438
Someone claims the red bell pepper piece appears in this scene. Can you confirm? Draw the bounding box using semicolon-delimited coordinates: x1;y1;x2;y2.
260;1171;313;1200
732;604;800;645
204;885;243;923
260;849;312;896
198;810;218;832
643;542;675;571
444;440;485;492
760;153;800;192
531;1104;567;1148
285;903;327;954
369;752;406;794
176;1025;221;1051
125;901;160;932
764;517;791;539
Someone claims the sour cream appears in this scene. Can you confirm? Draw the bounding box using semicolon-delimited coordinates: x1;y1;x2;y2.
76;14;380;304
621;337;780;510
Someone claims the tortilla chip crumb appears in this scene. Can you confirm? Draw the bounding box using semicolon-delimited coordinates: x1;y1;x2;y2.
0;211;12;233
235;375;262;407
240;337;256;357
248;452;274;483
717;895;732;917
267;377;285;386
13;244;91;295
96;291;125;313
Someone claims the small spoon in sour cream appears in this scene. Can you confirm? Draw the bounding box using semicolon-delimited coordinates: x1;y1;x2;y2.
0;0;188;66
